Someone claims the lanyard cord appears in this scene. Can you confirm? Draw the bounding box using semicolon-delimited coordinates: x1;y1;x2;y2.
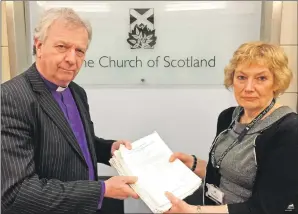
211;98;276;169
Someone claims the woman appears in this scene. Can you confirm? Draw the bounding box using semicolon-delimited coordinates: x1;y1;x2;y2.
165;41;298;214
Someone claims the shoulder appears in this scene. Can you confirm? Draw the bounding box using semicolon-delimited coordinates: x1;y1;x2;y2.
1;72;35;120
264;111;298;135
218;107;237;121
216;106;237;135
256;112;298;157
1;72;31;98
274;112;298;144
272;112;298;138
277;111;298;128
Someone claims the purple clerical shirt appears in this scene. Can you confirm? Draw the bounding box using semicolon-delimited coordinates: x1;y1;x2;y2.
40;74;105;210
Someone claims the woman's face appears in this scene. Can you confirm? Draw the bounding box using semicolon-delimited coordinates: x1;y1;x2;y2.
233;63;277;112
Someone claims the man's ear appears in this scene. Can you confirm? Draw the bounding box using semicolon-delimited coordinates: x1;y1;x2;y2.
34;37;43;58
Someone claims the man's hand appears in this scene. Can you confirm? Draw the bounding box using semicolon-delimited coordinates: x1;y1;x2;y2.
104;176;139;200
164;192;197;213
111;140;132;155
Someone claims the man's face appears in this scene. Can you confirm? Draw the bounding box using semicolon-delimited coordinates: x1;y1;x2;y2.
35;19;88;86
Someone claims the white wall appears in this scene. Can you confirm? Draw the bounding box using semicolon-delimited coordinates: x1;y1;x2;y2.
1;1;292;213
25;1;261;213
89;87;237;213
92;87;237;173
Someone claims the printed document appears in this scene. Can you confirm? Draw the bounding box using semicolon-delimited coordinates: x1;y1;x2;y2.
109;131;202;213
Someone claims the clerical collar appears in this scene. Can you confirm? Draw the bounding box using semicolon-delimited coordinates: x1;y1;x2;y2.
39;72;68;92
56;86;67;92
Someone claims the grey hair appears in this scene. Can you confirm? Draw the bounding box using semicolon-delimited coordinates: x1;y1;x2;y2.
33;7;92;55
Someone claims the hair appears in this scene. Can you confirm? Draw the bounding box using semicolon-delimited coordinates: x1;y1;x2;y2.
224;41;293;97
33;7;92;55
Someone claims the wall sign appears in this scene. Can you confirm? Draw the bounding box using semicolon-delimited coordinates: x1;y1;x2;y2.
28;1;262;85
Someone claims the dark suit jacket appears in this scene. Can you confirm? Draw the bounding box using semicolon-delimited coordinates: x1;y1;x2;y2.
1;63;115;214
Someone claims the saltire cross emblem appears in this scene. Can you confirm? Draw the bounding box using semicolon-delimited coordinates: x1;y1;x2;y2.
127;8;157;49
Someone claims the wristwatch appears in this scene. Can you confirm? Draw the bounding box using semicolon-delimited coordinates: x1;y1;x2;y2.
196;205;202;213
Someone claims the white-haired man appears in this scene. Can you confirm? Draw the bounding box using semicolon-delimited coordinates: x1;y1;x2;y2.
1;8;138;214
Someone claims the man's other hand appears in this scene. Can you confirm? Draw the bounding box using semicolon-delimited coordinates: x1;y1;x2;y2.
104;176;139;200
111;140;132;155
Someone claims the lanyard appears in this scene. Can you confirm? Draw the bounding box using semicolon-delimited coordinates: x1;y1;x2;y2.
211;98;276;169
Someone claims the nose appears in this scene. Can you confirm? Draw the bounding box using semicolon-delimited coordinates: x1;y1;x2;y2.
244;78;255;92
64;48;76;65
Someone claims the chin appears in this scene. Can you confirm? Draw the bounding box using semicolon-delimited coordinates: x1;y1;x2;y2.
242;102;261;110
56;78;73;87
60;74;74;82
238;99;259;109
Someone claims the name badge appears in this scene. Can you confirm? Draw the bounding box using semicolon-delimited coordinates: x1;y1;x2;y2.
205;183;224;205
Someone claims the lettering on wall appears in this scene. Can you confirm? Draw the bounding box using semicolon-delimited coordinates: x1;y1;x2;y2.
83;56;216;68
83;8;216;70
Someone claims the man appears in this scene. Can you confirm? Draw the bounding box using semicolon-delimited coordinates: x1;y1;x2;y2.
1;8;138;214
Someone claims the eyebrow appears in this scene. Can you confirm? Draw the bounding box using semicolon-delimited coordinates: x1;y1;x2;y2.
75;47;86;53
235;70;269;75
55;41;67;45
255;71;269;75
55;41;87;52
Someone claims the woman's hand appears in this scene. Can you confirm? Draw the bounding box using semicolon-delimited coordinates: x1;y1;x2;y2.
169;152;194;169
164;191;229;214
164;192;198;213
169;152;207;178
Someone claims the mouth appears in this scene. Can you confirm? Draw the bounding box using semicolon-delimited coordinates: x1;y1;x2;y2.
242;97;258;101
60;68;74;73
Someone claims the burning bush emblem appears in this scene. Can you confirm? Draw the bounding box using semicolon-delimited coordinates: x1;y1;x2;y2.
127;8;157;49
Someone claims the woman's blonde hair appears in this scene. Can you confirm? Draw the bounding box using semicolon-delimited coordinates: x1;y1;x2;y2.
224;41;292;97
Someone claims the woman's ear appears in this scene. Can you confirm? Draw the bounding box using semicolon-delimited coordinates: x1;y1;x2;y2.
272;84;280;97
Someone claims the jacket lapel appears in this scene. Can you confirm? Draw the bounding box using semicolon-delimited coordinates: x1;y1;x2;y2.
69;84;98;171
25;65;86;163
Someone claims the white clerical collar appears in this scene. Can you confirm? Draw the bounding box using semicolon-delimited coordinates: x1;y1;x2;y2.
56;86;67;92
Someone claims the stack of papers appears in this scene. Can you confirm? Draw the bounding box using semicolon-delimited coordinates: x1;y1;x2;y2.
109;132;202;213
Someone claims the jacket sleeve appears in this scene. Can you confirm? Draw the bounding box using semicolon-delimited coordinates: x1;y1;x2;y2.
228;114;298;214
94;136;115;165
1;90;102;214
